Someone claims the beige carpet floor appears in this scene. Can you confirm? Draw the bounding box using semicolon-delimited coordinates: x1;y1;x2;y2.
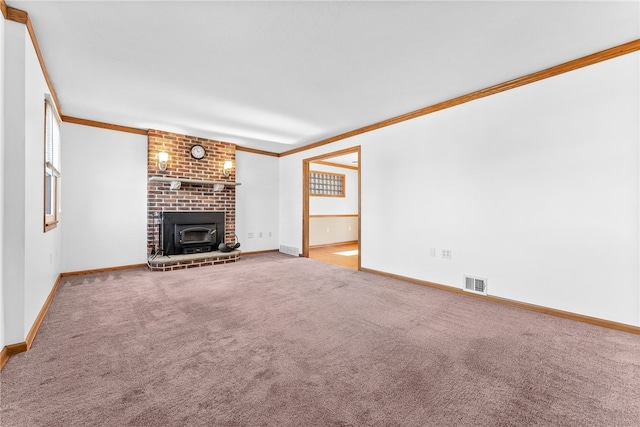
1;253;639;426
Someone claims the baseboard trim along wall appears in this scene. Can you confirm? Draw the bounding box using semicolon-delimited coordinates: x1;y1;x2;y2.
310;240;358;249
0;346;9;371
309;214;358;218
61;263;147;277
241;249;280;256
4;258;637;372
1;263;147;371
0;274;62;371
1;343;28;371
24;274;63;350
1;342;28;370
360;267;640;336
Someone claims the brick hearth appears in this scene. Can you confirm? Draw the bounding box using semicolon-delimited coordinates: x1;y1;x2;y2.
147;250;240;272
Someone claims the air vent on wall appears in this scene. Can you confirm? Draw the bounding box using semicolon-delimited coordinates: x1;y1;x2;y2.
279;245;299;257
464;275;487;295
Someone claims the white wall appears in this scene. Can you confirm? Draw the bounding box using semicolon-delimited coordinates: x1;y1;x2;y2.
236;150;279;252
60;132;279;268
278;155;303;255
280;150;362;255
309;216;358;246
2;21;27;346
61;123;147;272
0;12;6;350
23;26;63;334
1;22;64;346
309;163;358;215
309;163;359;245
280;52;640;326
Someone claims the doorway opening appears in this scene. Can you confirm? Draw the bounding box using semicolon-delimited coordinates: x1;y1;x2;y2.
302;146;360;270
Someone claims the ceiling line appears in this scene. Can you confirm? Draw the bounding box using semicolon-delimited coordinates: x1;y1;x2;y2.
5;1;637;159
279;38;640;158
235;146;279;158
51;37;640;159
3;1;63;116
61;116;148;136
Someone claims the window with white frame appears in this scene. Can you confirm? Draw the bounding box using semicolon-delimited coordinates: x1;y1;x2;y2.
44;95;61;232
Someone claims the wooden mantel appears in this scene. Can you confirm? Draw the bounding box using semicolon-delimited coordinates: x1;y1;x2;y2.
148;176;241;191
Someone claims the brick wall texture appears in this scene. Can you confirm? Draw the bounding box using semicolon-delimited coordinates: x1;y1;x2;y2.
147;129;236;254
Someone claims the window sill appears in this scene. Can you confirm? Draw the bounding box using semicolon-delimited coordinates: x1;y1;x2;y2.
44;221;58;233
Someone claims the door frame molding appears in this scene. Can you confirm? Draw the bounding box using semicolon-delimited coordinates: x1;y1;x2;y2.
302;146;361;270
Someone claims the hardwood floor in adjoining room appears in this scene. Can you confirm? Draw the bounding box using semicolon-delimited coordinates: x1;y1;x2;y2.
309;242;358;270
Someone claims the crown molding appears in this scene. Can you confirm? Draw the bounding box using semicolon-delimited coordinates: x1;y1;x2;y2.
61;115;148;135
3;1;63;115
1;0;8;19
5;3;26;23
5;2;637;160
235;145;279;157
280;39;640;157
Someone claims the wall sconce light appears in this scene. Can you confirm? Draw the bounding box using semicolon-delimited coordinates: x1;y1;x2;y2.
223;160;233;178
157;151;169;171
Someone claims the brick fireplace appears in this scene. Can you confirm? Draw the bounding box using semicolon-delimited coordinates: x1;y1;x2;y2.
147;129;238;271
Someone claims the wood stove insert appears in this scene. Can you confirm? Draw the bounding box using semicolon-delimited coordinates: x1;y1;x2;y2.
161;211;225;255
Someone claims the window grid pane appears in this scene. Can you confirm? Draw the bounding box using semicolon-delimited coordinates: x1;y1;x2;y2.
309;171;344;197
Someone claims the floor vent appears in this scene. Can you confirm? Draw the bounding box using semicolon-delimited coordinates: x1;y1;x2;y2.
279;245;299;257
464;275;487;295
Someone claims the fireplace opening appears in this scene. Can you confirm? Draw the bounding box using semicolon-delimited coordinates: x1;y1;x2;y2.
161;211;225;255
175;224;217;254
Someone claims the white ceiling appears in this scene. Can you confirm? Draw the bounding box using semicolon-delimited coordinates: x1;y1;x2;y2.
9;1;639;154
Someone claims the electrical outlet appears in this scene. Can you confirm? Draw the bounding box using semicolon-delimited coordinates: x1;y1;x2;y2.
248;232;254;239
441;249;452;259
259;232;263;238
269;231;272;237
